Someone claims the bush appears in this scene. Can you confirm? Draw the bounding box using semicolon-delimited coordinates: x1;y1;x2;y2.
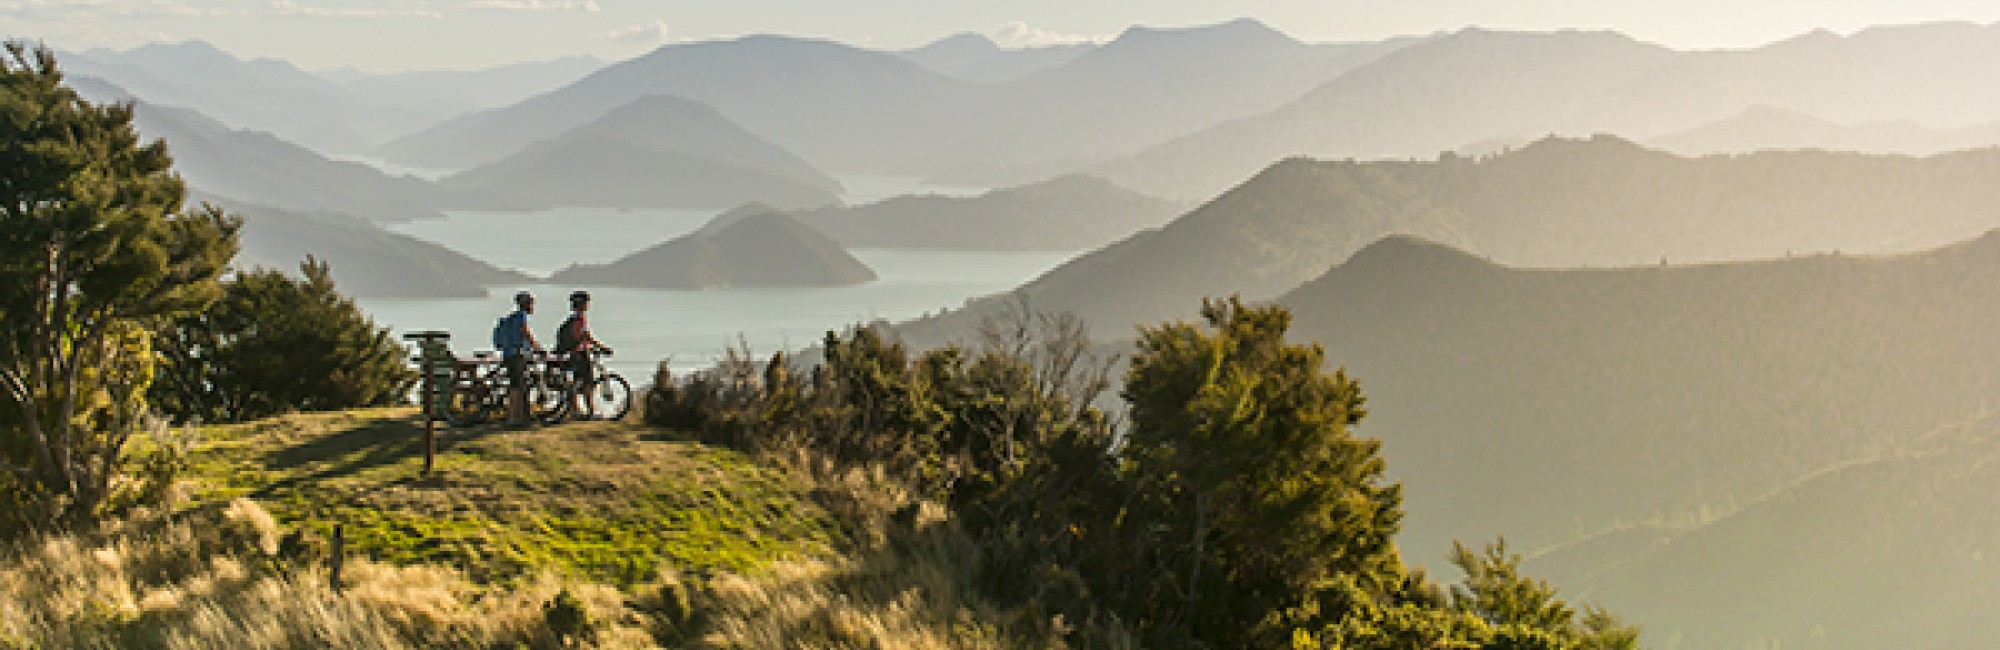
642;298;1641;648
152;257;416;424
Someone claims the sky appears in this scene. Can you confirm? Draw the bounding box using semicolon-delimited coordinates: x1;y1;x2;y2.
4;0;1999;71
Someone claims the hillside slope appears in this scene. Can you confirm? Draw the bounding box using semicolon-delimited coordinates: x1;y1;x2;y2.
1526;415;2000;650
1278;231;2000;571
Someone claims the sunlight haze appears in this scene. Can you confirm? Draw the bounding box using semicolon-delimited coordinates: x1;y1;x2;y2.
4;0;1998;70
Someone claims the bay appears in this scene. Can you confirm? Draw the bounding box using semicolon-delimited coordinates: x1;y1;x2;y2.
364;190;1069;381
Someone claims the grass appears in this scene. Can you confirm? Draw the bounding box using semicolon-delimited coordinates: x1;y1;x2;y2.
189;408;841;587
2;408;1067;648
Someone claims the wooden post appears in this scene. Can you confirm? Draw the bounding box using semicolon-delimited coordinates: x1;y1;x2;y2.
403;331;453;477
330;523;345;593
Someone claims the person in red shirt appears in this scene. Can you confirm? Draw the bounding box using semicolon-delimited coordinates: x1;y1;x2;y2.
557;290;612;419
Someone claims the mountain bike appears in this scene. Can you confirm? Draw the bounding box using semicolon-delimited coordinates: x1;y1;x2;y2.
447;350;563;427
540;348;633;424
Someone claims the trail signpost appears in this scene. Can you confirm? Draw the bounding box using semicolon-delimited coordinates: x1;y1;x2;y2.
403;331;454;475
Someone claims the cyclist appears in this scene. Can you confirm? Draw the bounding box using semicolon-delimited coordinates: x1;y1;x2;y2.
495;290;543;427
555;290;613;419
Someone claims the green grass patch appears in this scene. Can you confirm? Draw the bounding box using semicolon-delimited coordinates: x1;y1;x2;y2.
187;408;841;587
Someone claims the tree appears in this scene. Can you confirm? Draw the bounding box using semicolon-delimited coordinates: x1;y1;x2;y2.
0;41;239;525
1119;296;1403;645
153;258;416;424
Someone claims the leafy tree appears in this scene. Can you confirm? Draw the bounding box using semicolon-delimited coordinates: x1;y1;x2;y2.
0;42;238;525
153;258;415;424
1119;296;1403;645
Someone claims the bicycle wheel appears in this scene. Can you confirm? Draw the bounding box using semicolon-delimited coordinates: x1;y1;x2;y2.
593;374;633;422
446;382;492;427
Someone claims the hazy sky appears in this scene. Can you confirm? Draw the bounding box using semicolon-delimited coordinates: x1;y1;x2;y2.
5;0;1999;71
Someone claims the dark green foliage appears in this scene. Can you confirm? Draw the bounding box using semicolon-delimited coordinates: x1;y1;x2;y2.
1118;296;1402;645
152;257;416;423
543;588;594;645
0;41;239;526
645;298;1639;647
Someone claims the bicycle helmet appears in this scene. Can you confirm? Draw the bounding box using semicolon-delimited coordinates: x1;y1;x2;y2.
513;290;535;307
569;290;591;307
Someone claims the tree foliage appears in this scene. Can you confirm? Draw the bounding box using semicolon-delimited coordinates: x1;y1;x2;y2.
152;257;415;424
646;296;1642;647
0;41;238;526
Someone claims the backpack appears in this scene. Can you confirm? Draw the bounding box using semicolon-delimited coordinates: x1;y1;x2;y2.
554;314;583;355
492;311;526;352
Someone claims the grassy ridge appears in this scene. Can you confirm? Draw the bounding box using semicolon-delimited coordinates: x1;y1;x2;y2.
190;408;840;586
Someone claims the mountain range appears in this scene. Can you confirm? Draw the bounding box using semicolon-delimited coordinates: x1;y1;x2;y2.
898;136;2000;345
1100;22;2000;199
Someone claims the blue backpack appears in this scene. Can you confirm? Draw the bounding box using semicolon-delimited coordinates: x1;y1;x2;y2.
492;311;527;353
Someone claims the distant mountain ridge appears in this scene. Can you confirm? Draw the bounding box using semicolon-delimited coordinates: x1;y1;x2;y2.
381;20;1421;184
1648;105;2000;156
549;208;874;289
897;33;1092;84
441;95;843;210
1101;22;2000;199
794;175;1187;251
65;41;443;154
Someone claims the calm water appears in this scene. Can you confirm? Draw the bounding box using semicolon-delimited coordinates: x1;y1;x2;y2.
363;177;1067;380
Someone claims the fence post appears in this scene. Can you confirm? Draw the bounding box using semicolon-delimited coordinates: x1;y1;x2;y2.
330;523;345;593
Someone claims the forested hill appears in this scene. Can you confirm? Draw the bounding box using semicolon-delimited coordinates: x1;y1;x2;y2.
898;135;2000;344
1277;232;2000;647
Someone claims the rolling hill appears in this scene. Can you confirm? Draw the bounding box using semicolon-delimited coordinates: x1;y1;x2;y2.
899;136;2000;345
795;175;1186;251
1278;232;2000;567
549;208;874;289
441;95;843;210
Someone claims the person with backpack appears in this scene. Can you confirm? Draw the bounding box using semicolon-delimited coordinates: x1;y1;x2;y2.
555;290;613;419
494;290;543;427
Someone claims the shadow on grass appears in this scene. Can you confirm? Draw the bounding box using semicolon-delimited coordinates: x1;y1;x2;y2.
257;415;513;492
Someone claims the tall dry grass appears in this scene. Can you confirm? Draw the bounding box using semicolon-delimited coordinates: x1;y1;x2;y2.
1;468;1102;649
0;498;652;649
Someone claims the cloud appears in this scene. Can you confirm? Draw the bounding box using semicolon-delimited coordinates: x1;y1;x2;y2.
0;0;210;20
264;1;442;19
0;0;445;21
457;0;599;12
601;20;669;43
989;21;1109;48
